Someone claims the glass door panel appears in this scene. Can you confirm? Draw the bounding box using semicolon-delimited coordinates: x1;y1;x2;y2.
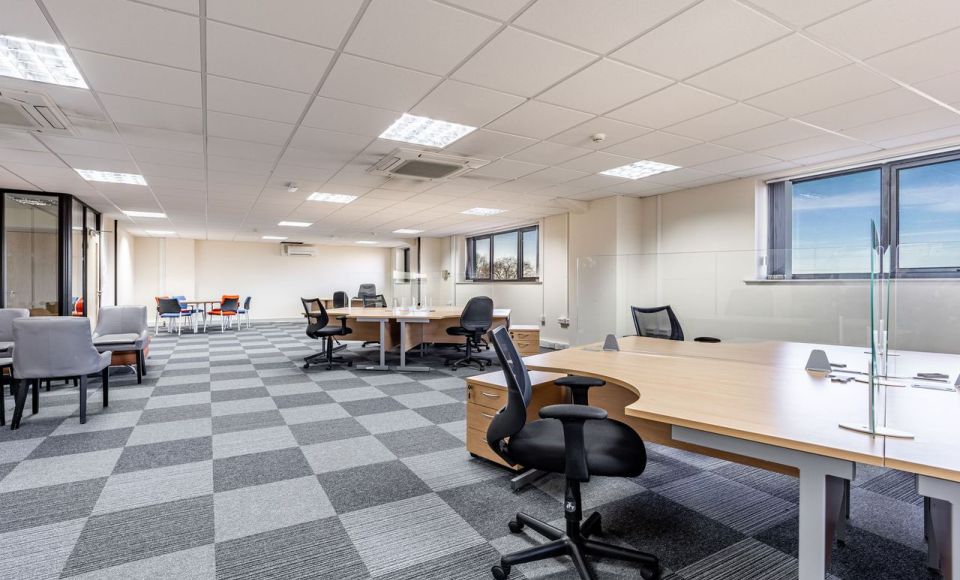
85;207;100;327
4;193;60;315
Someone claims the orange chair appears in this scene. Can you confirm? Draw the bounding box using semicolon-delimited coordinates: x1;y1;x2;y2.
206;295;240;332
72;297;84;317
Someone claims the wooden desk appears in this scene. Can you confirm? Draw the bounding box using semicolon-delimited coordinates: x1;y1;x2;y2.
522;338;884;580
317;306;511;371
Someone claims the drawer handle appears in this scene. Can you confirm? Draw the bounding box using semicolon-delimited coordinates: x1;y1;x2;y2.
481;412;496;419
480;392;499;398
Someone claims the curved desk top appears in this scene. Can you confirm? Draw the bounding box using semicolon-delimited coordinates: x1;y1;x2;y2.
522;337;886;466
324;306;511;321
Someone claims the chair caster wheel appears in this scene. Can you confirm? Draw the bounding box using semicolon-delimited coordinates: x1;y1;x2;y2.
641;564;661;580
491;564;510;579
508;519;524;534
303;364;310;369
347;361;353;367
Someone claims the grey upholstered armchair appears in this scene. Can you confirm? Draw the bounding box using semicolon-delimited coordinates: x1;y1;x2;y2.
0;308;29;357
11;317;112;429
93;306;149;383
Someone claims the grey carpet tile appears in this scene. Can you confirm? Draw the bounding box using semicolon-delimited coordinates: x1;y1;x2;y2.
210;386;272;403
859;469;924;506
213;448;313;493
440;478;560;540
214;518;368;580
375;424;467;458
61;495;215;577
272;391;334;409
113;436;213;474
598;493;747;572
137;403;212;424
26;427;132;459
212;409;287;435
413;401;467;424
318;460;432;514
0;477;105;532
0;325;933;580
288;417;371;446
339;395;407;416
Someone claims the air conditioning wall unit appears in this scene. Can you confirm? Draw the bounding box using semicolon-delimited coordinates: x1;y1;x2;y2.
280;243;317;257
369;148;488;181
0;88;74;135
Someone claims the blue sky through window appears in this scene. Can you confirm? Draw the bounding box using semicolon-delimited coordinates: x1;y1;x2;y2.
898;159;960;269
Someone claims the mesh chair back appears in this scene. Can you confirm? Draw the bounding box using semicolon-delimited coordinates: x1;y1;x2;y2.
486;326;533;464
630;305;684;341
357;283;377;299
158;297;183;315
363;294;387;308
301;298;329;333
220;295;240;313
460;296;494;332
333;291;348;308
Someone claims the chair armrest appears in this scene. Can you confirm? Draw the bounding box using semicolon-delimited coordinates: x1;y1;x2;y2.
554;377;606;405
539;404;607;482
539;404;607;422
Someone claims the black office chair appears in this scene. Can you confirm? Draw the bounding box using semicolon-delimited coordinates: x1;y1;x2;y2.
486;326;660;580
333;291;349;308
359;294;388;348
301;298;353;370
356;283;377;300
362;294;387;308
445;296;493;371
630;305;720;343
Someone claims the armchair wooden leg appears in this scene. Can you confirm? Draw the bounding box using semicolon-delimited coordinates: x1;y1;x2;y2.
11;379;28;430
0;372;6;427
31;379;39;415
101;368;109;407
79;375;87;424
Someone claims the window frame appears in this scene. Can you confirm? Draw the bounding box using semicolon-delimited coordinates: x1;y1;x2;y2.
466;224;539;282
767;149;960;280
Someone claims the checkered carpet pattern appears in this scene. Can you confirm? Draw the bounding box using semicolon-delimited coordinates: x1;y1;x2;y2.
0;322;933;579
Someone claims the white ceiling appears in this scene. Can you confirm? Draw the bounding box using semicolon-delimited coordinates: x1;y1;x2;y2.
1;0;960;245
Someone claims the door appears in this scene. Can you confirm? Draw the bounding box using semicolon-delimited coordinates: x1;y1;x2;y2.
3;193;60;315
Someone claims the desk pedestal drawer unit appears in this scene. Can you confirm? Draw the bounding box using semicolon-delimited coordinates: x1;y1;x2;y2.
465;370;565;470
508;325;540;356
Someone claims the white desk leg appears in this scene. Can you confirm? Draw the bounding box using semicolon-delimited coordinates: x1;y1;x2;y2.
672;426;855;580
356;318;390;371
393;319;430;372
918;474;960;580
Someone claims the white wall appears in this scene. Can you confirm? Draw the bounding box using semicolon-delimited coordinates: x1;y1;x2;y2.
132;238;392;319
116;221;136;306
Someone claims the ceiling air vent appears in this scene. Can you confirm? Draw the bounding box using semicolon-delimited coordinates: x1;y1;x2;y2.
369;148;488;181
0;87;74;135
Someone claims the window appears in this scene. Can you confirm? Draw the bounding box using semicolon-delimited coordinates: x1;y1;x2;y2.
768;150;960;278
466;225;538;281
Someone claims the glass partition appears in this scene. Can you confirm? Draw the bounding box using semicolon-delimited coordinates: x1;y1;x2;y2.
4;193;60;316
575;247;880;350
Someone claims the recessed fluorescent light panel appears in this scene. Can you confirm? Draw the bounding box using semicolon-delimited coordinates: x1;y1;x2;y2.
278;221;312;227
600;160;680;180
356;241;378;244
308;192;357;204
262;235;287;240
393;229;423;235
461;207;506;216
123;210;166;219
76;169;147;185
379;113;476;148
146;230;174;236
0;35;87;88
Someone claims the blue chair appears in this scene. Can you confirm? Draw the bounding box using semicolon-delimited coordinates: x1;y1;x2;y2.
236;296;252;329
174;295;199;333
157;297;191;335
